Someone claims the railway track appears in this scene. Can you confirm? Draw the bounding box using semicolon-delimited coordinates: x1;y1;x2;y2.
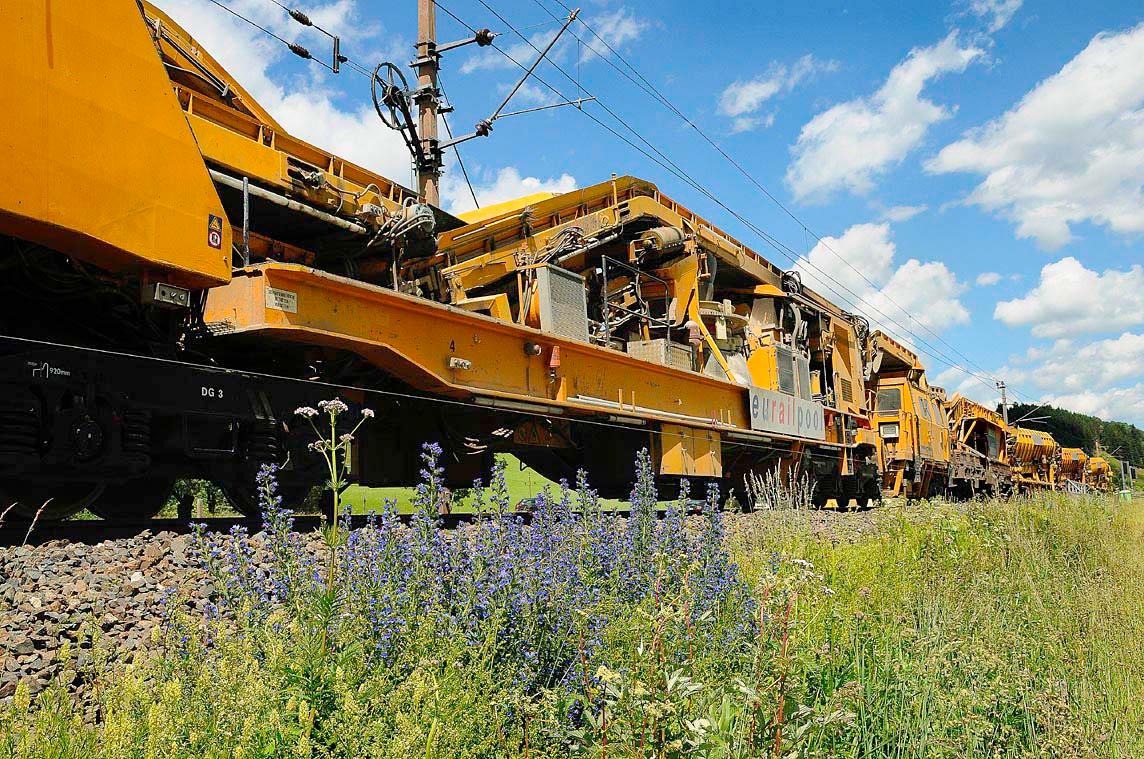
0;502;738;547
0;511;511;548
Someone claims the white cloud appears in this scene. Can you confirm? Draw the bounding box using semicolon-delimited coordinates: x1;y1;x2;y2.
934;332;1144;426
882;204;928;222
968;0;1024;33
442;166;577;215
797;223;896;299
927;24;1144;249
718;77;783;118
578;8;649;63
461;30;554;74
787;32;983;201
1004;333;1144;425
1011;333;1144;391
868;258;970;330
729;114;776;134
498;80;560;108
793;222;969;334
718;55;837;132
976;271;1003;286
994;256;1144;337
1037;385;1144;426
155;0;413;183
932;364;1000;406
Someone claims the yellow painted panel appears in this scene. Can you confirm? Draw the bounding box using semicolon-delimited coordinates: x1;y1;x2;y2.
656;425;722;478
185;114;282;187
457;192;560;224
0;0;230;286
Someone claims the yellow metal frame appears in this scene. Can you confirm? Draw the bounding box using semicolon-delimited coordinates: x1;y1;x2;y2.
204;263;856;451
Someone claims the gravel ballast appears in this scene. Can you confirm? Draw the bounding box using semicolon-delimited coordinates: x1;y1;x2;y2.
0;507;889;702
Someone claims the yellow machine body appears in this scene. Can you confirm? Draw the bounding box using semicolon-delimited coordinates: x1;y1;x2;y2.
943;393;1013;496
1009;427;1060;490
865;331;950;498
1059;448;1089;482
19;0;1077;516
1;0;232;287
1087;457;1113;492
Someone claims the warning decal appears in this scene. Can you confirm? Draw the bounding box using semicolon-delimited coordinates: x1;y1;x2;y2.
265;286;298;313
207;215;223;250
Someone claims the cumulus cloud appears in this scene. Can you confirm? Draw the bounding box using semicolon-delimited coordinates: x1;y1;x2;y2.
793;222;969;334
932;364;1000;406
976;271;1003;286
869;259;971;330
934;333;1144;426
927;24;1144;249
786;32;983;201
461;29;554;74
718;55;838;133
1036;385;1144;426
498;80;560;107
993;257;1144;337
1005;333;1144;425
442;166;577;215
967;0;1024;33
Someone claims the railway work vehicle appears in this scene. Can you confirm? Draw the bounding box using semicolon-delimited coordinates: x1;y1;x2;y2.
0;1;1112;522
864;331;950;499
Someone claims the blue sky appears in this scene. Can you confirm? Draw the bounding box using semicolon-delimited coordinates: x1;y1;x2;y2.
158;0;1144;426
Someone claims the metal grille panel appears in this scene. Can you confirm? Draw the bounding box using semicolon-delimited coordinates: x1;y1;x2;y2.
627;339;694;371
536;265;589;342
795;354;812;400
776;345;795;395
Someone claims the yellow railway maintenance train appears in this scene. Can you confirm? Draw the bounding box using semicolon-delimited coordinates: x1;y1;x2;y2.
0;2;1112;521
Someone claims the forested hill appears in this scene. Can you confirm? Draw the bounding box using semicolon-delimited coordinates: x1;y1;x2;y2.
1006;403;1144;468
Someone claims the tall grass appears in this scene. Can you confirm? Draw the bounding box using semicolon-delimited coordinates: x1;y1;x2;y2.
2;414;1142;756
730;493;1144;757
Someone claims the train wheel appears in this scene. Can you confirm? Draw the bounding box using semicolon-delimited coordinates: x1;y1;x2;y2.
89;478;177;522
838;476;863;511
0;481;106;522
217;479;324;518
861;480;882;510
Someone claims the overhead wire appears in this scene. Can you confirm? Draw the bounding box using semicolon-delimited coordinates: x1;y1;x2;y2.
203;0;351;74
530;0;1017;403
435;0;1008;399
439;77;481;208
205;0;293;46
263;0;341;38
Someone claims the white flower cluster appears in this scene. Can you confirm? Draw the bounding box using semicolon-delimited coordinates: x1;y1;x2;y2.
318;399;349;415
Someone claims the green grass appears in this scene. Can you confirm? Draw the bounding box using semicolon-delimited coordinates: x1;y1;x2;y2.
344;455;552;513
344;454;631;513
728;495;1144;756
